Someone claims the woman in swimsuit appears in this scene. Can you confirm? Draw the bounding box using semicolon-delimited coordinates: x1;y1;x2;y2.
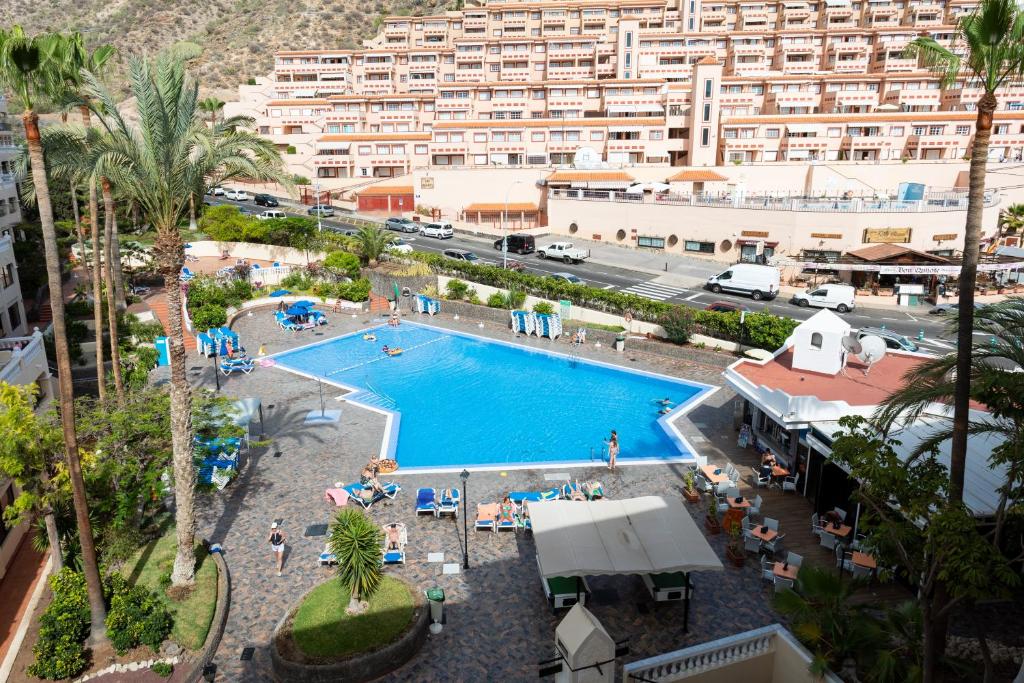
498;496;515;524
268;522;286;577
386;524;402;550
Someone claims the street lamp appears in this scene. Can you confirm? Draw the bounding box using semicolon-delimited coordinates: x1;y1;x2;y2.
501;180;524;270
314;179;323;233
211;342;220;392
460;469;470;569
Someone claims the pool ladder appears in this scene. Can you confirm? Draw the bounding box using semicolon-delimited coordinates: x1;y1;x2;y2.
363;381;398;410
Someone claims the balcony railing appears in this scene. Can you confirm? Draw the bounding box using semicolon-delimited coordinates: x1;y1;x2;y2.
548;188;999;212
0;331;47;388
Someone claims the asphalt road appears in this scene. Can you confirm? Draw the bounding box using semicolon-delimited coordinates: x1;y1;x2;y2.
209;195;956;353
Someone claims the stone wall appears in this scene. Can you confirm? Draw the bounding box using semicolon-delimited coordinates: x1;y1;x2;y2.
364;269;437;301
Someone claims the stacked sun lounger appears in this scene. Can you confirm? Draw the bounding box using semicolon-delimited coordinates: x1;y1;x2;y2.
534;313;562;340
220;357;256;375
195;436;242;489
510;310;536;335
414;294;441;315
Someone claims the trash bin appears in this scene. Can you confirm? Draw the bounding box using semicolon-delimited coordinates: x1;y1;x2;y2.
426;587;445;634
613;334;626;353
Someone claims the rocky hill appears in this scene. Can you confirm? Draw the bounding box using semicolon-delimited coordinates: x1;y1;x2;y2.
2;0;453;100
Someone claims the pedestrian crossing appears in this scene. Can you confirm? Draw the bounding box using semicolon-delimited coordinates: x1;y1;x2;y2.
621;281;689;301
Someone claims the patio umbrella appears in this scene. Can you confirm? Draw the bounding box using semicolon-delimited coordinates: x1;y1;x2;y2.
184;243;193;249
292;300;315;308
269;289;291;297
219;337;229;356
285;305;308;316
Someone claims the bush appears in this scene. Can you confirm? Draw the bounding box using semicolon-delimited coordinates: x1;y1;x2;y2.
126;316;167;344
191;304;228;331
445;279;470;300
28;569;90;680
336;278;371;302
486;292;506;308
660;306;695;344
151;661;173;677
280;272;314;290
104;575;173;655
533;301;554;315
323;250;361;279
286;145;296;154
126;346;160;389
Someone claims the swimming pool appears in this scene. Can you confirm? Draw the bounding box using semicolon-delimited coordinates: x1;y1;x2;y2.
273;323;714;471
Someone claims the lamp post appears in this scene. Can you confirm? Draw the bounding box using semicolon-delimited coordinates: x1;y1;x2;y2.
211;342;220;391
314;180;323;233
501;180;524;270
460;469;470;569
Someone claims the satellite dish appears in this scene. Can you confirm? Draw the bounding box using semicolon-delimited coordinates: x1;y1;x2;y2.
857;335;888;376
573;147;601;170
841;335;862;356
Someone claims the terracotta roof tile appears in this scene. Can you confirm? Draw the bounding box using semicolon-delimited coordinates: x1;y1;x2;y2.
846;244;951;263
546;170;635;182
697;56;720;66
667;169;728;182
357;185;414;197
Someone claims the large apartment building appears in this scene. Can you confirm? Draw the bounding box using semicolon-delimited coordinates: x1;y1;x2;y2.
228;0;1024;186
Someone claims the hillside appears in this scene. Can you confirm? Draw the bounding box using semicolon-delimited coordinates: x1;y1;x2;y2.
1;0;453;99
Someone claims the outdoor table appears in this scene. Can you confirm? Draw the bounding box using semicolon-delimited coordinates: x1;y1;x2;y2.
773;562;798;581
726;497;751;510
822;523;853;539
701;465;730;485
769;465;790;489
749;526;778;543
852;551;877;569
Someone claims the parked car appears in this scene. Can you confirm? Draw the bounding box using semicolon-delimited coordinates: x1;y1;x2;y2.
493;234;536;255
857;327;919;353
206;186;225;196
790;283;857;313
307;204;335;217
386;217;418;233
537;242;590;264
257;210;287;220
704;263;780;301
254;193;279;207
929;302;986;315
224;189;250;201
387;239;414;254
500;258;525;271
443;248;480;262
420;222;454;239
130;285;150;296
550;272;585;286
704;301;751;313
237;207;253;216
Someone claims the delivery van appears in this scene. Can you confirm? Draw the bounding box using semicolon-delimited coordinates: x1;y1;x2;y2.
791;283;857;313
705;263;780;301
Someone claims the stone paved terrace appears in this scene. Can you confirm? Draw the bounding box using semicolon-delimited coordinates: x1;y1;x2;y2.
172;305;847;682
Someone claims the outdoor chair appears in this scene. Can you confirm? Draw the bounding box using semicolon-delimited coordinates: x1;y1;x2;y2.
782;474;799;494
832;507;848;522
762;533;785;557
694;474;713;494
820;532;838;551
751;467;770;489
773;577;794;593
811;513;824;538
760;557;775;583
437;488;460;518
786;552;803;568
742;516;753;531
748;495;763;517
763;517;779;532
851;563;873;580
835;545;854;572
415;488;437;516
695;454;708;469
744;532;762;554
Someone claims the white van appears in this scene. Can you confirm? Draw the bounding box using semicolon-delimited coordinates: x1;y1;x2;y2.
791;284;856;313
256;210;286;220
705;263;780;301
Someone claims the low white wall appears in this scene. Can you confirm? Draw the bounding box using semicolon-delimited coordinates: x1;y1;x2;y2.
436;274;666;336
187;240;327;265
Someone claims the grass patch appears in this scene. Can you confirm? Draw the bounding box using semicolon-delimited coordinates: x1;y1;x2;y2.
121;530;218;651
292;576;414;659
567;319;626;333
131;228;208;247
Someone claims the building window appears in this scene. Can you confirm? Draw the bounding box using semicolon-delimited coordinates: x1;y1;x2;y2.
766;128;780;138
625;32;633;48
1;263;12;289
702;103;711;122
701;127;710;146
638;236;665;248
415;145;428;154
811;332;823;349
685;240;715;253
704;79;713;98
7;303;19;331
956;125;970;135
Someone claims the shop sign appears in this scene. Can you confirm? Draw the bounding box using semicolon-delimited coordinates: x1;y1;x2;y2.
863;227;912;243
811;233;843;240
420;177;434;189
932;233;958;241
741;230;770;238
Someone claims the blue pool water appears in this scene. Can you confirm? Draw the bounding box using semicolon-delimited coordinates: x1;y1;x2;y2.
273;324;710;470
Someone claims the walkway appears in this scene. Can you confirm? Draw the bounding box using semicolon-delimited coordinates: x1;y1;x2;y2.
0;537;48;675
145;288;196;352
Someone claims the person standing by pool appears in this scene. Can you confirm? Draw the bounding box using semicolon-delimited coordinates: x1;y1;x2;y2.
605;430;619;471
269;522;286;577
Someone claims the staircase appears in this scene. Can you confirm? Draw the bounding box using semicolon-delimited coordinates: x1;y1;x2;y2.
368;293;392;314
148;294;198;351
346;387;397;411
34;301;52;327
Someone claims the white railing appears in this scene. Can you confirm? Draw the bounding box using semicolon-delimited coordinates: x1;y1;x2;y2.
0;330;47;387
548;188;1000;213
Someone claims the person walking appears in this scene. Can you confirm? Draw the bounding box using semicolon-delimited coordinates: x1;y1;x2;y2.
606;430;619;472
269;522;286;576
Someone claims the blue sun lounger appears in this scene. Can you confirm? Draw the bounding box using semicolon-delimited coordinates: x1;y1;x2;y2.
437;488;460;518
220;360;255;375
344;481;401;509
509;488;560;504
382;523;407;565
415;488;437;516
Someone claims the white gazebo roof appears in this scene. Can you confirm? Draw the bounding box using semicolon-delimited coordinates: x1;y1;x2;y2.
796;308;849;334
530;496;724;579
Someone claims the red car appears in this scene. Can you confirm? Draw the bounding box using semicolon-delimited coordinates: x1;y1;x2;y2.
500;258;526;271
705;301;751;313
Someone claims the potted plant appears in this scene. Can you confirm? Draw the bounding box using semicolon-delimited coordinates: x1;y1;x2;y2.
705;496;721;535
682;470;700;504
725;520;745;568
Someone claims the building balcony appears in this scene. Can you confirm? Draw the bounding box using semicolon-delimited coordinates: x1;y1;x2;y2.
464;16;487;28
784;7;812;19
546;66;595;79
0;332;49;391
833;58;870;72
384;25;409;36
454;51;485;62
825;5;854;17
454;72;486;82
701;10;728;23
830;91;881;108
883;89;942;108
500;68;531;80
873;55;918;72
732;43;768;56
909;14;943;26
363;62;394;73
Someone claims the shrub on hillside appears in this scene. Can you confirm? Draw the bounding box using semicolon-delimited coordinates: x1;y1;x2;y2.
28;569;90;680
336;278;372;302
486;292;506;308
104;575;173;655
191;304;228;331
445;279;470;300
280;271;314;291
323;250;361;279
660;306;695;345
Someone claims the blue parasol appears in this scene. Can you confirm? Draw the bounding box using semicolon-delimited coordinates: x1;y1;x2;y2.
269;289;291;297
285;305;308;316
292;300;315;308
184;243;193;249
219;337;229;356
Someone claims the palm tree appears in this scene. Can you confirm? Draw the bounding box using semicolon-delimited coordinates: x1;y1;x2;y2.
997;203;1024;243
355;225;393;266
327;509;383;614
905;0;1024;505
0;26;108;644
83;55;287;587
100;177;126;404
198;96;225;128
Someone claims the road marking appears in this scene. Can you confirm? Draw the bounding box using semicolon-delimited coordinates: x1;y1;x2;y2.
880;317;901;321
685;293;703;301
621;281;689;301
921;339;955;350
602;284;615;290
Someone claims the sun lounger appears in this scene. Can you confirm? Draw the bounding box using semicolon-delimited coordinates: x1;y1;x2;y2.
415;488;437;515
179;267;195;281
508;488;561;504
220;360;255;375
382;523;407;565
325;488;350;507
516;503;532;532
642;572;689;602
319;544;337;567
436;488;460;518
343;481;401;509
538;557;590;610
475;503;499;532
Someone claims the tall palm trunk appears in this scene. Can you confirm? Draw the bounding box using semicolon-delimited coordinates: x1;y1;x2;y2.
101;180;125;405
189;193;197;231
43;508;63;573
110;213;126;309
70;181;89;289
155;227;197;586
88;180;106;403
23;111;107;644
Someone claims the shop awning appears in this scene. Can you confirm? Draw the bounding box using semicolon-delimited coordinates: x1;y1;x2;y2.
737;239;779;247
531;497;724;579
315;141;351;151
